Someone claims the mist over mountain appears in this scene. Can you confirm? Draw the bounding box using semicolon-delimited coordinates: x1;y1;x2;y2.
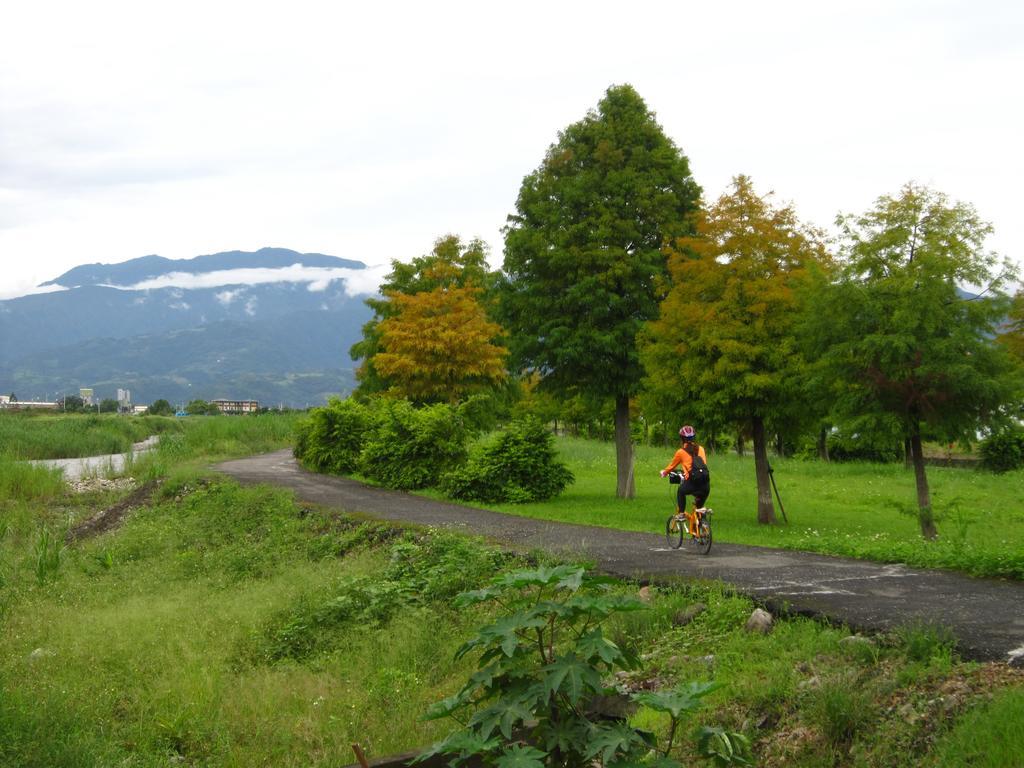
41;248;364;289
0;248;375;407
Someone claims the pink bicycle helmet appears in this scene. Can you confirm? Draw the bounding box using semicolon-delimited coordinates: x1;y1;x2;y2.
679;425;696;440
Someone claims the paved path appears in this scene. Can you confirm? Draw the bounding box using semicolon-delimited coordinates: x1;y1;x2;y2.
216;449;1024;667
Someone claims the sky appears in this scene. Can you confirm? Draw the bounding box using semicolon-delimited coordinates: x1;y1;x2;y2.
2;0;1022;300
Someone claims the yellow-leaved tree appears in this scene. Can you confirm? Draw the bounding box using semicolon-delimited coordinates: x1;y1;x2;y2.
641;175;828;525
374;285;507;404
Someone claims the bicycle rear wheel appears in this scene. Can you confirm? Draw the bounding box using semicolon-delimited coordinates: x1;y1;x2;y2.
695;520;712;554
665;515;684;549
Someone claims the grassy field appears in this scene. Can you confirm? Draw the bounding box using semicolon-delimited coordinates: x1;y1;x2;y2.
428;437;1024;579
1;415;1022;765
1;471;1021;766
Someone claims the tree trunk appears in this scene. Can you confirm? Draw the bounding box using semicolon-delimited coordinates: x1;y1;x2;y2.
736;430;745;457
752;416;777;524
909;422;938;539
904;438;912;469
817;427;830;462
775;433;785;458
614;394;635;499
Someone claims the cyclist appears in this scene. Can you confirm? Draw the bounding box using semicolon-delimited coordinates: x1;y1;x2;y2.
659;425;710;536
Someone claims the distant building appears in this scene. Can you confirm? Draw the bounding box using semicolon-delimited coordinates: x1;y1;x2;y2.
211;398;259;414
133;405;149;415
1;400;58;410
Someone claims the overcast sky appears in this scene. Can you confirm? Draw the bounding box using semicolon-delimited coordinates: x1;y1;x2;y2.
2;0;1021;300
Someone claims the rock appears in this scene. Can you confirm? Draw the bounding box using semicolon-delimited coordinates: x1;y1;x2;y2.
672;602;707;627
69;476;136;494
897;702;918;724
797;675;820;690
638;586;652;603
28;648;55;660
745;608;774;634
840;634;874;646
840;634;876;649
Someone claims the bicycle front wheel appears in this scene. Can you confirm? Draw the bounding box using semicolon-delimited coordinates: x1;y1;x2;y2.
665;516;684;549
695;520;712;554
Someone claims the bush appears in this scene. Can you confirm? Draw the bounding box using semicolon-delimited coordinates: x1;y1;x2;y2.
826;433;903;463
979;426;1024;473
420;565;736;768
293;398;371;474
440;417;573;503
359;400;468;489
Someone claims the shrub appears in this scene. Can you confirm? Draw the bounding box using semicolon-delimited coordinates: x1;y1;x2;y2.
359;400;468;489
440;418;574;503
979;426;1024;473
293;398;371;474
826;432;903;463
420;565;741;768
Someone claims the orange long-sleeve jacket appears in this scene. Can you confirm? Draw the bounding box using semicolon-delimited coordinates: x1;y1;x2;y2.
662;443;708;480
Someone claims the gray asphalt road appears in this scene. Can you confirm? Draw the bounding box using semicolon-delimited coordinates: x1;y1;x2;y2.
215;449;1024;666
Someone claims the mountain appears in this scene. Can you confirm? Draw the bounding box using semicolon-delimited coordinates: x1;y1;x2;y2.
42;248;363;289
0;248;374;407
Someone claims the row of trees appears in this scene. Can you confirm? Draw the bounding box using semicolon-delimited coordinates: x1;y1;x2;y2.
347;84;1023;540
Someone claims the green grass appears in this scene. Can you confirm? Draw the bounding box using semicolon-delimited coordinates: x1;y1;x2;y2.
424;437;1024;579
926;685;1024;767
2;415;1022;765
0;476;508;767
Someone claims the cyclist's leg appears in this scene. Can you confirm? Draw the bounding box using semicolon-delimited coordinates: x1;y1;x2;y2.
693;481;711;534
694;477;710;507
679;478;698;534
675;484;687;518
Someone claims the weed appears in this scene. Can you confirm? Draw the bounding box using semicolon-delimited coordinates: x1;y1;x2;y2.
33;526;66;585
897;622;957;664
811;677;876;747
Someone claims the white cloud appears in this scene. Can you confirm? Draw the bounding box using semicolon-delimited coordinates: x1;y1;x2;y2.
215;288;244;305
112;264;379;297
244;297;257;317
0;283;68;301
169;301;190;311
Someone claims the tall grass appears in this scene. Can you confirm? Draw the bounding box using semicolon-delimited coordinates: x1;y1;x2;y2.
0;412;181;460
0;459;65;503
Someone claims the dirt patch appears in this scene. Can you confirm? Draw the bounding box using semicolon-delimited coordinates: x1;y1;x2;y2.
65;480;162;544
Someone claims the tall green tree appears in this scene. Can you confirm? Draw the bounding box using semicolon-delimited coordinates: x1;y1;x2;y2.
805;183;1019;539
641;175;827;524
147;398;174;416
999;290;1024;365
350;235;496;397
499;84;700;499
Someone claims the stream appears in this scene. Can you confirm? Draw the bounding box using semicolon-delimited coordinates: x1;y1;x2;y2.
30;435;160;481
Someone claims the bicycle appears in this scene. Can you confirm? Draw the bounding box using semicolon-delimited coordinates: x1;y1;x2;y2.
664;470;713;554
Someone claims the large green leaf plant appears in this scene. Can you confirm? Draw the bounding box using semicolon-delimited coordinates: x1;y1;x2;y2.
419;565;749;768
